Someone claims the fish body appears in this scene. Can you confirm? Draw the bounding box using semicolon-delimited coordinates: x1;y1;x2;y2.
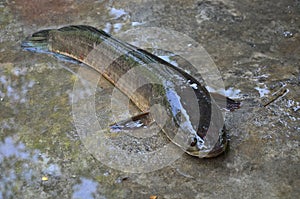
22;25;239;158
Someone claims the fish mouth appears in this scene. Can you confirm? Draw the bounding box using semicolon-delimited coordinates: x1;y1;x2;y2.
205;136;228;158
187;129;228;158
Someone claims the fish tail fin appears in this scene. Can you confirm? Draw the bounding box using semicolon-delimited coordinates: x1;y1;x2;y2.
21;29;52;53
22;25;111;53
210;92;241;111
21;28;81;63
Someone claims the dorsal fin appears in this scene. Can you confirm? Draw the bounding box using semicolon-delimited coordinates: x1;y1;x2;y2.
58;25;111;38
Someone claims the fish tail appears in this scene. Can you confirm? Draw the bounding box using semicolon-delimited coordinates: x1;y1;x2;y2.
21;29;52;53
22;25;111;53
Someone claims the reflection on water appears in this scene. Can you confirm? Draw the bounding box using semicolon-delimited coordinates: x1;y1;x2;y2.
207;86;242;99
104;6;130;34
0;137;31;161
254;84;270;98
109;7;127;20
72;178;99;199
0;63;35;104
0;136;37;199
104;6;145;34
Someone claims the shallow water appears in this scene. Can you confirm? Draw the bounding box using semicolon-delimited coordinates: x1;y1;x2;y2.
1;0;299;198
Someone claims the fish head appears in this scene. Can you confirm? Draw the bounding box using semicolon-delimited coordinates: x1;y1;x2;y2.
186;127;228;158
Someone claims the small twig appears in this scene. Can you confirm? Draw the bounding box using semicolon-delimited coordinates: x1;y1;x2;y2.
263;87;289;107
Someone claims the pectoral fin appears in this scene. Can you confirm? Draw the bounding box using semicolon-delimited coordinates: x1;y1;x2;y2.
109;112;156;133
109;112;162;138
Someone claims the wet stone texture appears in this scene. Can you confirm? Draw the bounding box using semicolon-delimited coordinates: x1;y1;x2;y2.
0;0;299;198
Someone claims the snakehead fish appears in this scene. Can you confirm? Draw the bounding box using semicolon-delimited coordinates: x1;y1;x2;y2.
22;25;240;158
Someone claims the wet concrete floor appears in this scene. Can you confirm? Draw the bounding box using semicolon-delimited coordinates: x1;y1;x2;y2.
0;0;299;198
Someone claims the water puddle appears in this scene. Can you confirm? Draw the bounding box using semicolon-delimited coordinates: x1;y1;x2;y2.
72;178;99;199
254;84;270;98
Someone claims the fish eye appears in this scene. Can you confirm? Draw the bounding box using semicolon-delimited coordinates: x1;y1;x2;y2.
190;137;197;147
